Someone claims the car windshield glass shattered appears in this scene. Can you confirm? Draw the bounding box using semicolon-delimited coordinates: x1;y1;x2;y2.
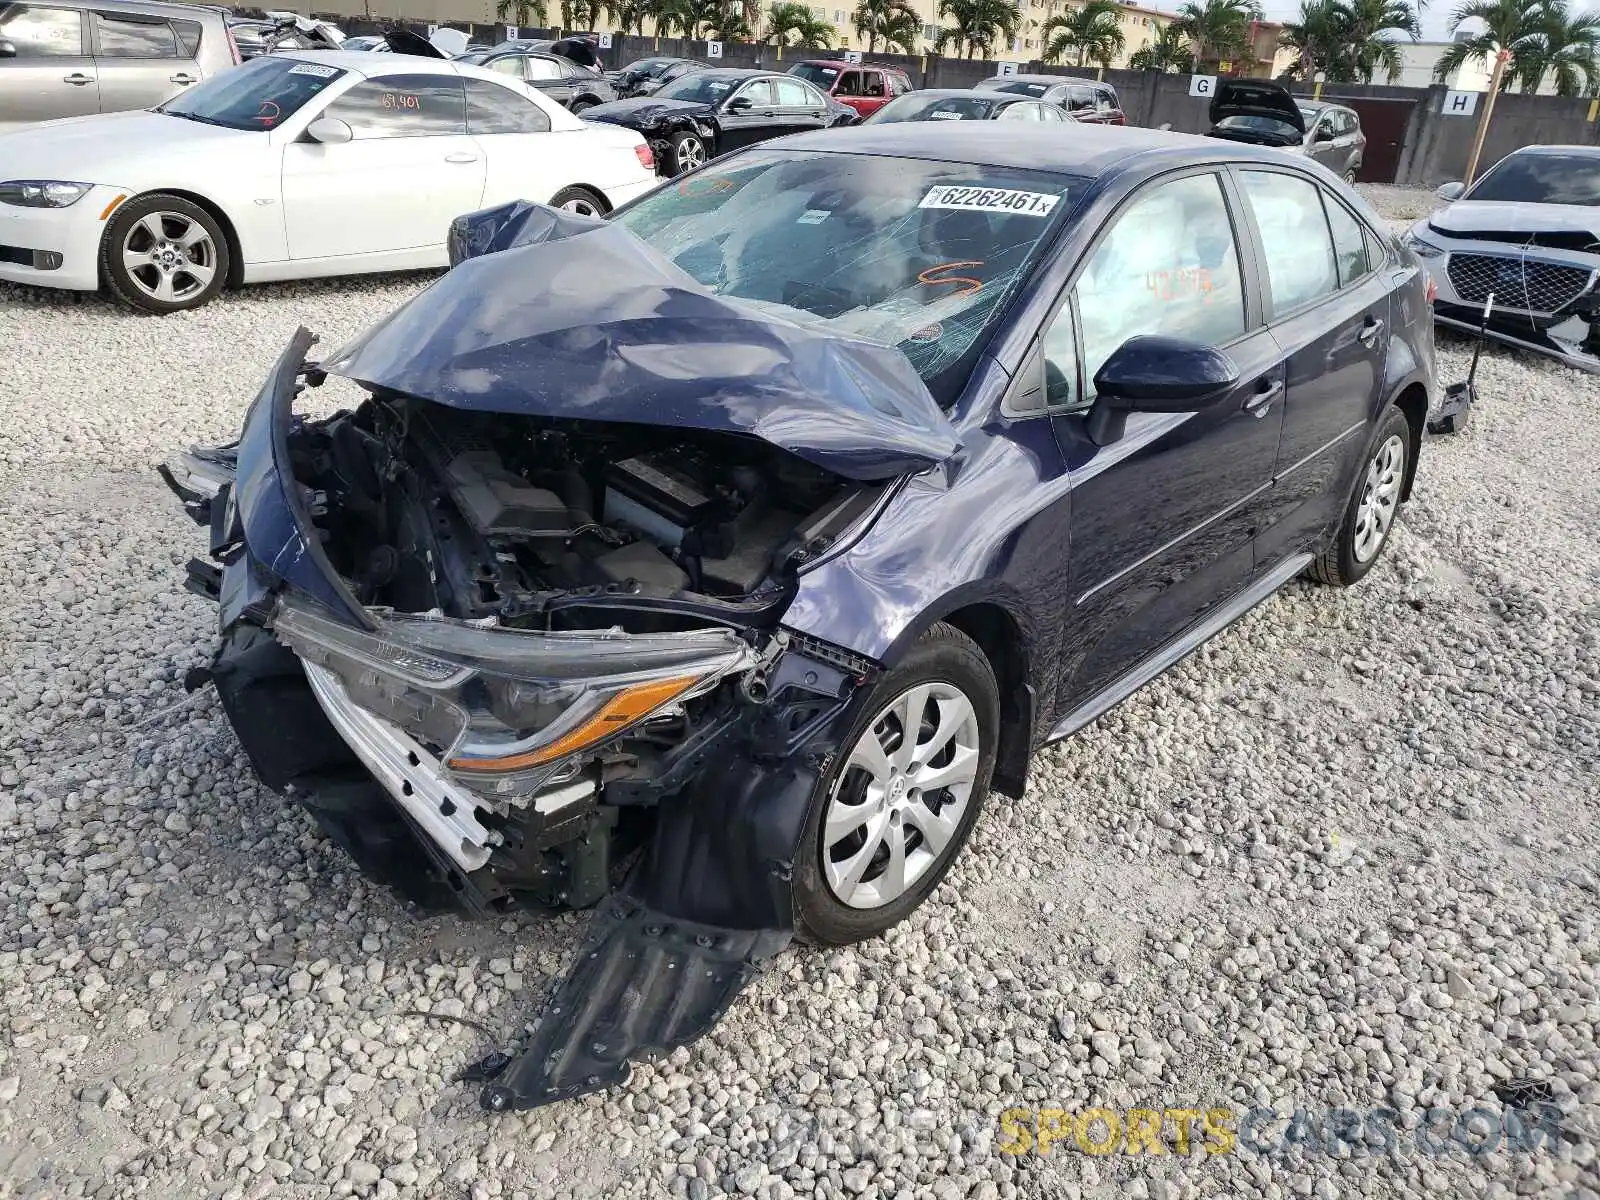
610;150;1080;405
658;74;738;103
873;95;999;122
158;55;346;129
1469;152;1600;204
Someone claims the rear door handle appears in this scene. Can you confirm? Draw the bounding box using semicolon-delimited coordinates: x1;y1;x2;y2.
1244;379;1283;416
170;72;198;84
63;72;95;85
444;151;479;164
1358;317;1385;344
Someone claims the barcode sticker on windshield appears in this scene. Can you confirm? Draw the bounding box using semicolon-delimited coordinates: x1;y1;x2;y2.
288;62;339;77
797;209;830;224
920;186;1060;217
929;110;966;120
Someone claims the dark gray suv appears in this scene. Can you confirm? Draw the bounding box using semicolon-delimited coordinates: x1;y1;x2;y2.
0;0;236;132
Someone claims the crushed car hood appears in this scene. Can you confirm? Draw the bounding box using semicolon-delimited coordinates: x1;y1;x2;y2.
323;202;960;482
1429;200;1600;243
582;96;713;126
1209;79;1305;134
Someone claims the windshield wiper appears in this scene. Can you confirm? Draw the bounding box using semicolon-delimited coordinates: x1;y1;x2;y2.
162;110;230;127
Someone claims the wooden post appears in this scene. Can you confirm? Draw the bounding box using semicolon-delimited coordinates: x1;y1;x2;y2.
1464;48;1510;186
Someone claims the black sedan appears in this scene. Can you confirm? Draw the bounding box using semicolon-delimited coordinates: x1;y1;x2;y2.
866;88;1068;124
581;68;857;175
460;49;617;112
605;55;709;99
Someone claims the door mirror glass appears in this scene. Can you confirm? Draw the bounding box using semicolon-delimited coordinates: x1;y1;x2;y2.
1435;180;1465;201
1093;335;1239;411
1314;124;1334;142
305;116;354;144
726;95;752;111
0;39;16;57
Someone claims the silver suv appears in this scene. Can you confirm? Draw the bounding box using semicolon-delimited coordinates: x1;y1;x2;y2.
0;0;237;132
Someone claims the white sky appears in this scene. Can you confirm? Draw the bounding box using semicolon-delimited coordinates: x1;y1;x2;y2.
1256;1;1456;43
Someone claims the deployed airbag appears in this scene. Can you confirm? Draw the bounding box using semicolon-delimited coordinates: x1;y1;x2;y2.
325;203;961;482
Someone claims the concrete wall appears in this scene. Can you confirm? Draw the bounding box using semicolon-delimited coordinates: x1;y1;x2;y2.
309;17;1600;186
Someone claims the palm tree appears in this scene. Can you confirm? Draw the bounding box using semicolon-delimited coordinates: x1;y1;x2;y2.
1041;0;1126;66
617;0;652;31
1277;0;1340;79
648;0;701;34
1174;0;1260;69
853;0;917;51
878;3;921;50
495;0;549;28
766;0;834;43
1129;22;1193;70
1433;0;1546;87
699;0;752;37
1335;0;1420;82
1508;0;1600;93
934;0;1019;57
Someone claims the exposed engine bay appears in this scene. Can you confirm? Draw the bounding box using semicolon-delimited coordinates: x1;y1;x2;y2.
286;394;884;631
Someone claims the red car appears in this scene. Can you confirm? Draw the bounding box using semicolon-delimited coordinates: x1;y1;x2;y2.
787;60;913;118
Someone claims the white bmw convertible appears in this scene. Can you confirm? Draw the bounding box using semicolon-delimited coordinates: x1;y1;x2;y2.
0;51;660;312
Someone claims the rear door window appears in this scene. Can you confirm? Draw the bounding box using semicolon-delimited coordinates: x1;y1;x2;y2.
0;4;85;54
1066;85;1096;113
171;16;199;55
523;55;563;80
860;69;884;96
464;77;550;134
1240;169;1339;315
1094;87;1116;112
322;74;467;138
93;10;179;57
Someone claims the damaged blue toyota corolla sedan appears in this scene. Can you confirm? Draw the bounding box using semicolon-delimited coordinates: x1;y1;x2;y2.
162;124;1434;1110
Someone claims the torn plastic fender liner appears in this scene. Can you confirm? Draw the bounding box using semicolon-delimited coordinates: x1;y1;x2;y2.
327;209;961;482
482;639;871;1111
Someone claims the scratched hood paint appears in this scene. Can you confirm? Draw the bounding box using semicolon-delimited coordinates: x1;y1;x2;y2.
323;201;960;482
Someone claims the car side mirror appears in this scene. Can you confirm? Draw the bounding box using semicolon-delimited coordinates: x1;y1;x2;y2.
1085;335;1240;446
305;117;354;144
726;95;752;112
1314;126;1333;142
0;39;16;57
1435;181;1465;201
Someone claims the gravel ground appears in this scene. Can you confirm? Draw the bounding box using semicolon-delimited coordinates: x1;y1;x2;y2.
0;185;1595;1200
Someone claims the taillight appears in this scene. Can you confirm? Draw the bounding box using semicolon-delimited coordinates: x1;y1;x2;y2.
1425;272;1438;304
634;143;654;170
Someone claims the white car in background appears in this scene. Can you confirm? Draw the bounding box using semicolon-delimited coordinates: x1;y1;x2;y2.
0;51;659;312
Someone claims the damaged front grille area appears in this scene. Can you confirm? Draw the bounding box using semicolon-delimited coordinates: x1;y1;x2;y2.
1446;252;1595;314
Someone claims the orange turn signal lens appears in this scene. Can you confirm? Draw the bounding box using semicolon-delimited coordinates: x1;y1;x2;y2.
445;674;702;773
99;193;128;221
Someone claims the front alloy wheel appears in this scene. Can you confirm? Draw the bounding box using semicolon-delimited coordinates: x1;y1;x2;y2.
668;131;707;175
793;622;998;945
102;193;229;313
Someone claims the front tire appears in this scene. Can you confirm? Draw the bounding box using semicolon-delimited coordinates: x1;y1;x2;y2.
102;193;229;314
666;130;708;176
1308;404;1411;586
793;623;998;947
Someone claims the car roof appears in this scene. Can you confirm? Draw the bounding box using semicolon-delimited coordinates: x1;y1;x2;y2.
774;121;1310;178
278;48;507;82
95;0;225;16
982;73;1102;86
1506;143;1600;156
681;67;768;80
899;88;1024;102
796;58;907;71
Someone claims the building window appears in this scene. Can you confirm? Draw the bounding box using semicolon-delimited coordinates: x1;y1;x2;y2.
923;21;937;39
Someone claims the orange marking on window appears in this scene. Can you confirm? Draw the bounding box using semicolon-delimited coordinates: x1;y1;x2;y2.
918;260;985;299
676;175;734;198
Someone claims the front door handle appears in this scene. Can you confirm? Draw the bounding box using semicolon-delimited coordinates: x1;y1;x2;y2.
170;72;198;84
63;72;95;85
1244;379;1283;416
1357;316;1385;345
444;151;479;164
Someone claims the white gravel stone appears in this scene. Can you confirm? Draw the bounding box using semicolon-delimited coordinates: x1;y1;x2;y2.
0;185;1594;1199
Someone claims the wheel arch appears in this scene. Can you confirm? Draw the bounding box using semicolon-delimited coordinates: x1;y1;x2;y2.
871;590;1038;802
101;188;245;289
1389;380;1428;501
551;184;613;214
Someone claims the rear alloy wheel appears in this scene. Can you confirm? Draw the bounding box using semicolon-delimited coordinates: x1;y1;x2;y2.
1344;168;1358;184
103;193;229;314
1308;404;1411;586
549;186;607;218
793;623;998;946
667;130;707;176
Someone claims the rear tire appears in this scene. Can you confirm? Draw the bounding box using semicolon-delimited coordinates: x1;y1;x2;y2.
1308;404;1411;586
548;185;607;218
792;623;998;947
570;98;595;114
